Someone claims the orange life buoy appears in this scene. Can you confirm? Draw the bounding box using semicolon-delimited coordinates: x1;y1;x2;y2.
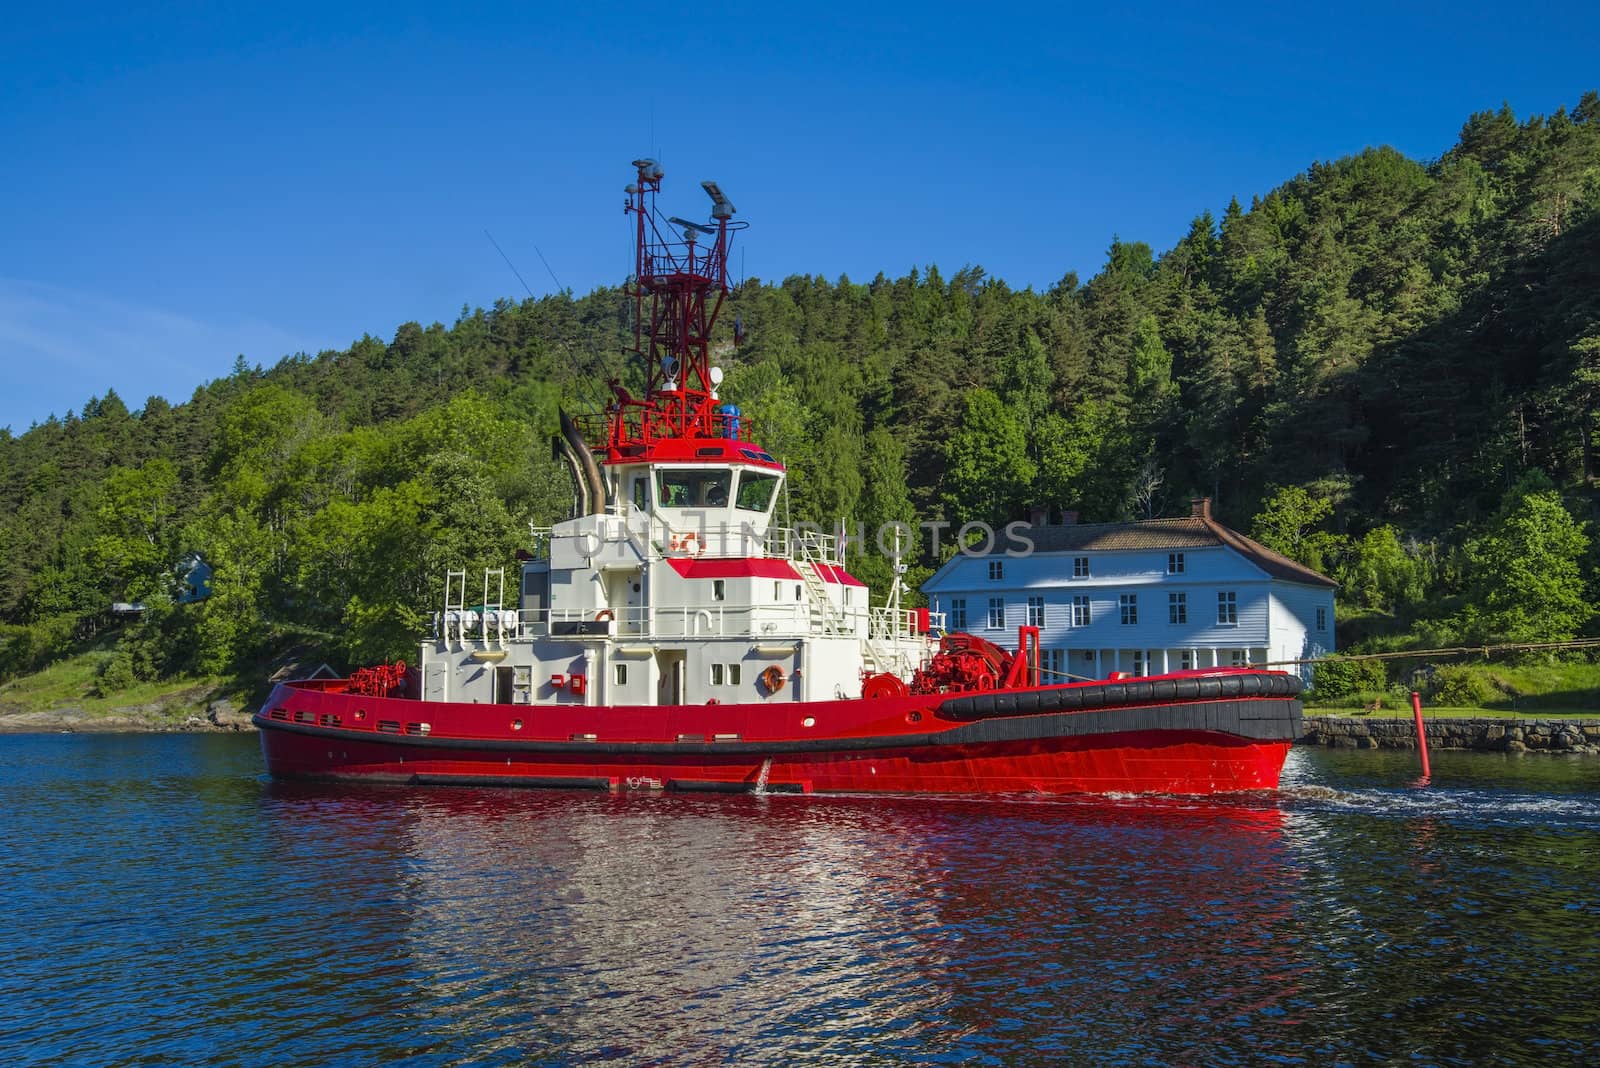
669;531;703;556
594;609;615;622
760;666;786;694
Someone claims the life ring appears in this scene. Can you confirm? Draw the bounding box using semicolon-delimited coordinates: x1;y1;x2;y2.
594;609;615;622
670;531;704;556
760;666;786;694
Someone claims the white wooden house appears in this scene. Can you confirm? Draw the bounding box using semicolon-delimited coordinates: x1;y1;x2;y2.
921;499;1335;683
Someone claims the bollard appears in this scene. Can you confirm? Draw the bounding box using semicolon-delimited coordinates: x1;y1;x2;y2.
1411;690;1431;781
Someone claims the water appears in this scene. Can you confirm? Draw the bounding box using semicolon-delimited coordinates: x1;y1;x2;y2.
2;737;1598;1066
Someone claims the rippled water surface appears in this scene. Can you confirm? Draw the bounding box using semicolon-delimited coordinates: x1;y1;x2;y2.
3;736;1599;1066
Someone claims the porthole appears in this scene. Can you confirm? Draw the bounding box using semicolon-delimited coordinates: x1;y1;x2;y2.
802;716;816;728
512;719;523;731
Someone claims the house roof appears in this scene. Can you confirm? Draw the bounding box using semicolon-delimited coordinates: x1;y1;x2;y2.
937;504;1338;590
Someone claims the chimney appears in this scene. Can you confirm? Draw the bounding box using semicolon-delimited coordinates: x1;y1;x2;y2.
1027;505;1049;527
1190;497;1212;519
1060;510;1079;526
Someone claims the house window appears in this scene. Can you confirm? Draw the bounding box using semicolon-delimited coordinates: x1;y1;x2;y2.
988;598;1005;629
988;560;1004;581
615;664;628;685
1316;606;1328;631
1073;556;1090;578
1071;595;1090;627
1180;650;1194;671
711;663;725;685
1027;596;1045;627
1169;592;1187;624
1132;650;1146;676
950;598;968;630
1218;591;1238;625
1045;649;1066;678
1120;594;1137;625
1230;650;1247;666
713;579;726;601
1168;552;1185;574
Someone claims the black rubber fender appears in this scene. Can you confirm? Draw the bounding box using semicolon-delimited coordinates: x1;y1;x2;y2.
937;671;1303;721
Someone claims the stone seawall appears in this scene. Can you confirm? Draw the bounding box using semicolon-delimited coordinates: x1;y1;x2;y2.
1301;716;1600;754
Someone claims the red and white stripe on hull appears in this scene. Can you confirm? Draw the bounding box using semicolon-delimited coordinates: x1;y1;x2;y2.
254;676;1301;797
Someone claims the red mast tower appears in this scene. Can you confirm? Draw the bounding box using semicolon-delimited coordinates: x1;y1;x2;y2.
602;157;750;458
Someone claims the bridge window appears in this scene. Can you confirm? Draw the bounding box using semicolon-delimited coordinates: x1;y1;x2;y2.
657;468;732;508
735;472;780;511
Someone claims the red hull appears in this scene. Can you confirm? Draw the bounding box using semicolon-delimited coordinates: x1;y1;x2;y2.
255;673;1301;796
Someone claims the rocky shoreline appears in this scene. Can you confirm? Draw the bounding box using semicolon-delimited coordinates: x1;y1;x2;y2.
1301;715;1600;754
0;693;257;734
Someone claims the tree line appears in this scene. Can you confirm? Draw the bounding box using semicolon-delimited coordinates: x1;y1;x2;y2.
2;92;1598;693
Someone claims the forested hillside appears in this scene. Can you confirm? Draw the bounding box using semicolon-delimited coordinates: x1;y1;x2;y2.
3;93;1599;693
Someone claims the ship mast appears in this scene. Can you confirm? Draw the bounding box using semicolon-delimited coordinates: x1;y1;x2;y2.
608;158;748;453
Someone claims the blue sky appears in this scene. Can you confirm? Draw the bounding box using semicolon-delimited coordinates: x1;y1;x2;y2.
2;1;1596;432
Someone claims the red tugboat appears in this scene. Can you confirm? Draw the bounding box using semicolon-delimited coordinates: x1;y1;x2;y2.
255;159;1303;795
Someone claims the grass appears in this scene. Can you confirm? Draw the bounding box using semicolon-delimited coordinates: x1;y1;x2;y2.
0;643;228;727
1305;655;1600;718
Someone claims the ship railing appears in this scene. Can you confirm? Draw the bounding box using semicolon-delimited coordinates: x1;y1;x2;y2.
763;527;842;564
483;601;870;642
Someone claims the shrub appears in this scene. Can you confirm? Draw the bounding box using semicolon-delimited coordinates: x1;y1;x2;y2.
1429;664;1493;707
1312;656;1388;698
92;650;137;697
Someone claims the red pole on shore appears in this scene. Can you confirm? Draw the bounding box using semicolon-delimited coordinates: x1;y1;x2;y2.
1410;690;1431;781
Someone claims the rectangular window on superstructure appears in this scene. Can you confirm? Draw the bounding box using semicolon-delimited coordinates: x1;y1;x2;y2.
950;599;968;629
989;559;1004;581
713;579;726;601
1119;594;1137;625
1169;592;1187;624
1071;595;1090;627
988;598;1005;629
1218;591;1238;625
615;663;628;685
728;664;741;686
1168;552;1185;574
1027;596;1045;627
711;663;724;685
1073;556;1090;578
774;581;782;601
1316;606;1328;631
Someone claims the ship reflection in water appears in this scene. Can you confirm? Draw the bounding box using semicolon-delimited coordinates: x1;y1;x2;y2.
263;781;1306;1063
7;736;1600;1065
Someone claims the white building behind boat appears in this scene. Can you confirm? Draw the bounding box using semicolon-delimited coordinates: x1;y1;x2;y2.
921;498;1336;683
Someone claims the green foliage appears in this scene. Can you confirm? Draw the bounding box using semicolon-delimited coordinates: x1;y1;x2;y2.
941;389;1036;530
1428;664;1494;707
1455;477;1593;642
1340;526;1427;611
1312;656;1388;699
1250;485;1346;574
